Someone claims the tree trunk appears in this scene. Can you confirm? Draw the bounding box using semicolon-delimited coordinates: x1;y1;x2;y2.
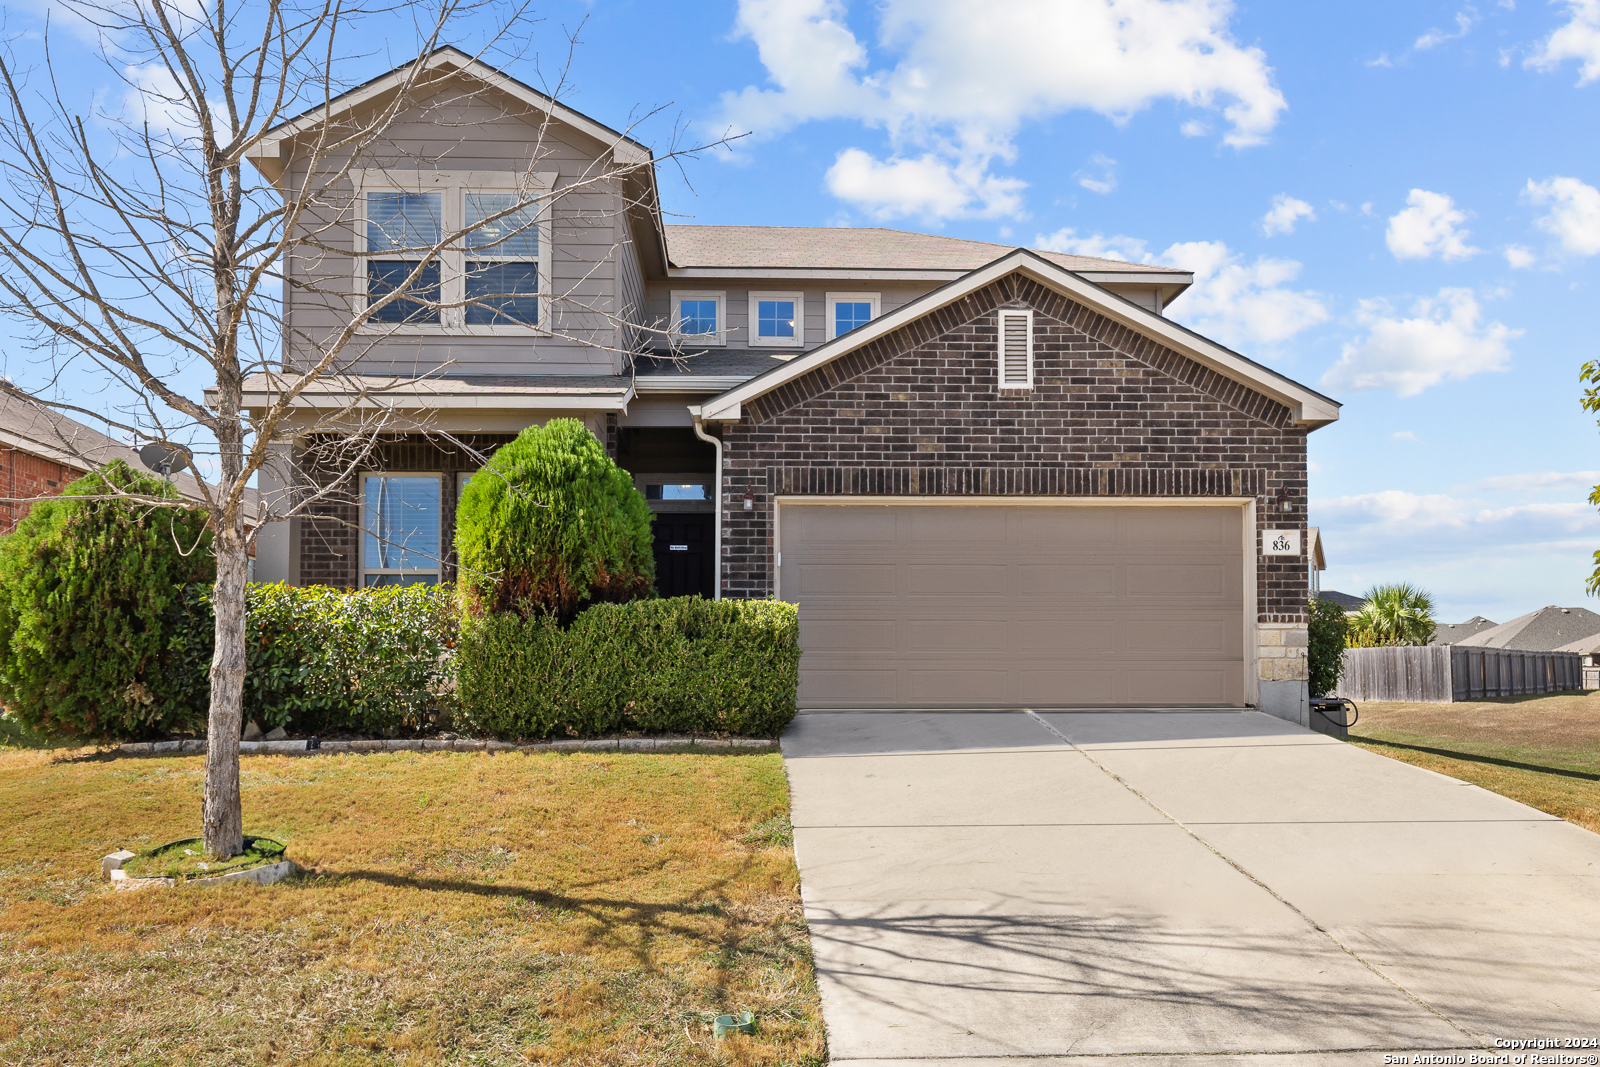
203;527;249;859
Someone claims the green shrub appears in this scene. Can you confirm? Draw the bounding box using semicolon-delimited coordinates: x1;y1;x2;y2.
1308;596;1350;697
170;582;457;736
455;419;654;622
0;461;213;742
456;597;799;739
1347;582;1437;647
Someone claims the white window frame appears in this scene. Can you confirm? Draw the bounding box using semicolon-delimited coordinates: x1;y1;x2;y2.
359;471;443;586
352;170;555;337
669;290;726;347
825;291;880;340
748;291;805;348
997;308;1034;390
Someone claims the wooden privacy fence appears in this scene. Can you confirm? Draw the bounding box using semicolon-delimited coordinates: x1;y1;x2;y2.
1333;645;1582;703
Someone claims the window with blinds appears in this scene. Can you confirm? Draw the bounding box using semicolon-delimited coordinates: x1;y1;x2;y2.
997;308;1033;389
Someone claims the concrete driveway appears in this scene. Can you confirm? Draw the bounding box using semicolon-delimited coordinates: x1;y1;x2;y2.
781;710;1600;1066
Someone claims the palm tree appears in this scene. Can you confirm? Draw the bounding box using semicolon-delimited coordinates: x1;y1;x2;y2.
1348;583;1438;646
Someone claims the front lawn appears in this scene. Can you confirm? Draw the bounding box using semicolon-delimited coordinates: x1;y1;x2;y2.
0;745;824;1065
1347;689;1600;835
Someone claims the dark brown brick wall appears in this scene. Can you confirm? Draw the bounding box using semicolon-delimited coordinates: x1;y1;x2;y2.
296;434;516;588
719;272;1309;622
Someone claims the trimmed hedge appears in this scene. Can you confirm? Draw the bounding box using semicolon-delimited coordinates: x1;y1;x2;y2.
169;582;457;737
456;597;799;739
0;461;214;742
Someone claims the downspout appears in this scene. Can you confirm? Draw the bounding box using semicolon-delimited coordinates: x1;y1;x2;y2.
689;408;723;601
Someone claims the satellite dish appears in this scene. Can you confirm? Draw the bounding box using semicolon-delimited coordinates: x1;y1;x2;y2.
138;441;193;477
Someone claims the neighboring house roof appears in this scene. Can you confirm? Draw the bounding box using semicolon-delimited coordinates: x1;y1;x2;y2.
1430;616;1500;645
632;350;795;394
696;248;1341;429
1554;632;1600;655
0;392;253;515
664;225;1192;294
1308;526;1325;571
1453;605;1600;651
1316;590;1366;610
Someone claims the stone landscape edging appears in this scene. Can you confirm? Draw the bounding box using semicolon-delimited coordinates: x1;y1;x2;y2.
102;849;297;891
114;736;779;757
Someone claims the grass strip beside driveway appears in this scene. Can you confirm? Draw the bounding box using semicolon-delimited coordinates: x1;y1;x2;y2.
0;745;824;1066
1348;690;1600;836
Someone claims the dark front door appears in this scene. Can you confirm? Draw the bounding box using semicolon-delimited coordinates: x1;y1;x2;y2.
652;512;714;599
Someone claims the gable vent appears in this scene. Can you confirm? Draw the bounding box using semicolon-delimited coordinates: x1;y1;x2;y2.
997;309;1033;390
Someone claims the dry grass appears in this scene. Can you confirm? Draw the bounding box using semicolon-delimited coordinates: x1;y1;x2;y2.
0;746;825;1066
1348;689;1600;835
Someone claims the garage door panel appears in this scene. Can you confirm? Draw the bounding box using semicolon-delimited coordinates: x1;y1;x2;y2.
784;504;1245;710
796;563;896;596
800;618;898;652
1016;564;1116;597
905;619;1009;651
906;563;1008;596
1126;563;1230;597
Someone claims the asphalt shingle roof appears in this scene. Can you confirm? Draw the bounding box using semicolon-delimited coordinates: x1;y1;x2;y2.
1453;605;1600;651
664;226;1189;275
1430;617;1500;645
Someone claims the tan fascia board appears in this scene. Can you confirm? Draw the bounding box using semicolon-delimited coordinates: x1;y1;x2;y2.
664;264;1192;291
634;376;751;393
246;48;655;185
233;385;635;414
698;249;1340;429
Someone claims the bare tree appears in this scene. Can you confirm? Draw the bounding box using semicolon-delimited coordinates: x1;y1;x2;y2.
0;0;729;857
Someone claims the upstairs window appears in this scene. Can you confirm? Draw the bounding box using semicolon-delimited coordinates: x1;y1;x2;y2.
997;308;1033;390
464;193;541;326
750;291;804;347
366;192;442;324
361;473;441;586
669;290;726;346
826;292;880;340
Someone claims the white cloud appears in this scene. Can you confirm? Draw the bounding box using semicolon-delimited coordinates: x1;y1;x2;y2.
1391;430;1419;441
1320;288;1520;397
1034;227;1151;262
824;149;1025;220
1524;175;1600;256
1385;189;1480;261
1477;470;1600;491
1260;193;1316;236
1526;0;1600;84
1076;153;1117;195
1368;53;1395;67
1503;244;1538;268
1036;228;1329;348
1315;490;1600;560
1180;119;1210;136
719;0;1287;220
1415;10;1478;50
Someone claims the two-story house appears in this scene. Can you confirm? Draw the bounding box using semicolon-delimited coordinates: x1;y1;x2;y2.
243;48;1340;725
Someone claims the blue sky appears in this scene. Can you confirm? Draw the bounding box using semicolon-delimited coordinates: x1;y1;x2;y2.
5;0;1599;622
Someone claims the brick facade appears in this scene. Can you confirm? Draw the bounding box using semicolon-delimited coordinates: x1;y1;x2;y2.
297;434;516;588
0;446;77;535
717;272;1309;624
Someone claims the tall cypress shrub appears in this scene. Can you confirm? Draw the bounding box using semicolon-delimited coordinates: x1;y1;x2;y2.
455;419;654;622
1307;596;1350;698
0;460;214;741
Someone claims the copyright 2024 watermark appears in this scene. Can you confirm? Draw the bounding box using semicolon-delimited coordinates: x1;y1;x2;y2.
1384;1041;1600;1066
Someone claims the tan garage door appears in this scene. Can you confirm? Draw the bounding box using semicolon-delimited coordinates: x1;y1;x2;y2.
780;503;1246;709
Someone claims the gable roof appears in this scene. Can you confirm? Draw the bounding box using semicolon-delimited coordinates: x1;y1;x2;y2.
1430;616;1499;645
1453;605;1600;651
695;248;1341;429
665;226;1191;293
1317;590;1366;611
1555;632;1600;655
244;47;667;270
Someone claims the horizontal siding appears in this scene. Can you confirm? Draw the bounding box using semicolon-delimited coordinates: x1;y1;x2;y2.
282;77;628;377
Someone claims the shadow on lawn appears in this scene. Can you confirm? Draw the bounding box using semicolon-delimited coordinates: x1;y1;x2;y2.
1352;735;1600;782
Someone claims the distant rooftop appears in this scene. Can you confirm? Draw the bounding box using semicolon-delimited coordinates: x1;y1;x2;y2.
664;226;1191;276
1316;590;1366;611
1430;616;1499;646
1453;605;1600;652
